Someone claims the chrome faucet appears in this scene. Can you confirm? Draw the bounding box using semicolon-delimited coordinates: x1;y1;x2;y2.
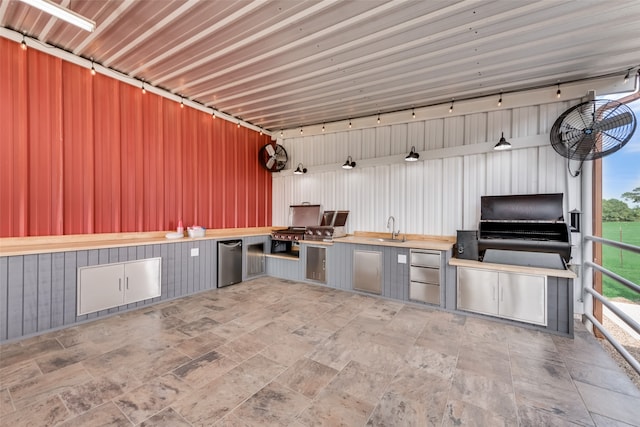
387;216;399;240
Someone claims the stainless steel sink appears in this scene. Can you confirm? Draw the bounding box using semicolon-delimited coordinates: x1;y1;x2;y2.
367;237;404;243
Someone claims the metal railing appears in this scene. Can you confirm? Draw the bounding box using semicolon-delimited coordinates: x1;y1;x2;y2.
583;235;640;375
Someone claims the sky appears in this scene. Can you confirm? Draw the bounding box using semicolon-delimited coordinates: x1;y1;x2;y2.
602;95;640;206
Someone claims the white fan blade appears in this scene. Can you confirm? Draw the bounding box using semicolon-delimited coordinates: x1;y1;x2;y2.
593;112;634;132
266;157;275;169
265;144;275;157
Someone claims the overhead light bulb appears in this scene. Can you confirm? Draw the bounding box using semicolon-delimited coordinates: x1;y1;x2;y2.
405;146;420;162
494;132;512;150
556;84;561;98
280;130;284;137
322;123;325;132
21;34;27;50
348;119;352;129
212;110;216;119
19;0;96;32
449;100;454;113
90;60;96;76
498;92;502;107
412;109;416;119
141;81;146;94
180;97;184;108
237;122;240;128
259;129;263;135
300;127;303;135
377;114;381;124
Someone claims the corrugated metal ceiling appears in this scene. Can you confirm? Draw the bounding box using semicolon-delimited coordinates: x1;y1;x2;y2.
2;0;640;131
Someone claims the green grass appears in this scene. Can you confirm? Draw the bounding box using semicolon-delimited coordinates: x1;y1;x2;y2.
601;221;640;302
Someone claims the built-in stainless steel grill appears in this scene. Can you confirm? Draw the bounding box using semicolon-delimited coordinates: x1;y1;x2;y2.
304;210;349;241
476;193;571;268
271;205;322;252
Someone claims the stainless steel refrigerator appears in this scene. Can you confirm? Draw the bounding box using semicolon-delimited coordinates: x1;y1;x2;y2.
217;240;243;287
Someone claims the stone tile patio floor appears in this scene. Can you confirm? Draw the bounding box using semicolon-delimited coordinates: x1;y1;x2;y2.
1;277;639;426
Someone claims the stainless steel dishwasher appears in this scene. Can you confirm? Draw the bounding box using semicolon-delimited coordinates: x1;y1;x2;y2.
217;240;243;287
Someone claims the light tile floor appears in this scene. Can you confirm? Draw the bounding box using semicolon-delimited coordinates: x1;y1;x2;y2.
1;277;639;426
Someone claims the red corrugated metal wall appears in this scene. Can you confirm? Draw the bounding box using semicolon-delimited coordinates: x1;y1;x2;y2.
0;38;272;237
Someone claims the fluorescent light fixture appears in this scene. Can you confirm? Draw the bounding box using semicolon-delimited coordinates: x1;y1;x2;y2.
19;0;96;32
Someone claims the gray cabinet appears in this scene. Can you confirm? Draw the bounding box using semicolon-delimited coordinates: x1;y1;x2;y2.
78;258;161;315
306;246;326;283
457;267;546;326
353;250;382;294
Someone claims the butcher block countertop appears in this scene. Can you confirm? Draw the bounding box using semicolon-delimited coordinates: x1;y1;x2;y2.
0;227;275;256
449;257;577;279
333;231;455;251
0;228;456;257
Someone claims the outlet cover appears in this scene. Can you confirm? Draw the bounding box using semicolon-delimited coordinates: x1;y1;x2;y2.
397;254;407;264
191;248;199;257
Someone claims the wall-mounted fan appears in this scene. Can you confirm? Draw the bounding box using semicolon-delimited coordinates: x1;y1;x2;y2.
258;143;288;172
550;99;637;176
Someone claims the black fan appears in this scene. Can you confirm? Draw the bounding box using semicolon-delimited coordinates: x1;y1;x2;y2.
550;99;636;175
258;143;288;172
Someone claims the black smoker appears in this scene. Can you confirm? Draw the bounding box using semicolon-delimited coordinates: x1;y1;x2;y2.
458;193;571;269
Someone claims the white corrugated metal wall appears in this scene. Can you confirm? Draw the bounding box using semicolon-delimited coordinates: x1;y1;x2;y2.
271;77;629;316
273;99;583;236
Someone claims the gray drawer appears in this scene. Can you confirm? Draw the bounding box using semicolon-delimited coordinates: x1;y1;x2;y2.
410;282;440;304
410;251;440;268
410;266;439;285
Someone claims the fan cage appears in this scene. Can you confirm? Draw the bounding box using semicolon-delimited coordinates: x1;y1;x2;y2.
550;99;636;161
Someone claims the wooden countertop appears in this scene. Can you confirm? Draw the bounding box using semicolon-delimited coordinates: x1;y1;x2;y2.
0;228;456;256
449;257;577;279
0;228;274;256
333;231;455;251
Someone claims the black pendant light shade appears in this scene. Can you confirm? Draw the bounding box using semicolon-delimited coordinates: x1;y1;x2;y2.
494;132;512;150
294;163;307;174
342;156;356;169
405;146;420;161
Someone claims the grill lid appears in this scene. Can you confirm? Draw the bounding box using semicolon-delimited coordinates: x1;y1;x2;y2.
481;193;564;222
289;204;322;227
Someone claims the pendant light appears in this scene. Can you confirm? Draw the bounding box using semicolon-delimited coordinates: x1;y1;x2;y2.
342;156;356;169
494;132;511;150
405;146;420;161
294;163;307;174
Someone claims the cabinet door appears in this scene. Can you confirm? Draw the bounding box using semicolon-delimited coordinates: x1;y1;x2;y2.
353;250;382;294
457;267;498;316
499;273;546;325
124;258;161;304
306;246;326;283
246;243;265;277
77;264;124;315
